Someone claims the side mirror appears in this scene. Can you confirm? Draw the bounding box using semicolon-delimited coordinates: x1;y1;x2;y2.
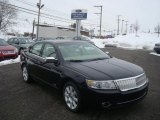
28;46;32;52
45;57;58;64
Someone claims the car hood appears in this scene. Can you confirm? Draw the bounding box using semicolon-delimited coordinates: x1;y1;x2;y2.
64;58;144;80
0;45;16;51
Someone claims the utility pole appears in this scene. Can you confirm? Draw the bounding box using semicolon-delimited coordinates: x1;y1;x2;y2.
121;19;124;34
36;0;44;38
117;15;121;35
158;25;160;37
130;24;133;33
94;5;102;37
125;21;128;34
32;19;35;40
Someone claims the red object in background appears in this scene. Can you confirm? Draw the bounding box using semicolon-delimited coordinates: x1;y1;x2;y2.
0;39;18;61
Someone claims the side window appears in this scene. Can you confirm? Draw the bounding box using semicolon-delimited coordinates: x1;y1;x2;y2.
41;44;56;58
30;43;43;56
13;38;19;44
8;39;13;43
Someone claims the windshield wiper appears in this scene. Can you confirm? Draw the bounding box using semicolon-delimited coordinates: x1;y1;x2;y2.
68;60;84;62
89;57;108;61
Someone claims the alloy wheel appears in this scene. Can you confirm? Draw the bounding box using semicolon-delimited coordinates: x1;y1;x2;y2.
64;85;78;110
22;66;28;82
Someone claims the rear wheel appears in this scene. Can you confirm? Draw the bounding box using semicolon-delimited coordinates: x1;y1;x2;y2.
22;65;31;83
63;82;82;112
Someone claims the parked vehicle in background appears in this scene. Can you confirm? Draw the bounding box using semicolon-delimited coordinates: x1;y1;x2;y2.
7;37;34;54
154;43;160;54
106;35;114;39
72;36;95;45
0;38;18;61
34;37;56;42
20;40;148;112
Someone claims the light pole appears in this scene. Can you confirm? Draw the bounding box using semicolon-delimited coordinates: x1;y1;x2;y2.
125;21;128;34
121;19;124;34
36;0;44;38
130;24;133;33
94;5;102;37
117;15;121;35
32;18;35;40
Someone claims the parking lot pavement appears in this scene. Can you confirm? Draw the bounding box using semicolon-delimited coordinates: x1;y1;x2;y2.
0;48;160;120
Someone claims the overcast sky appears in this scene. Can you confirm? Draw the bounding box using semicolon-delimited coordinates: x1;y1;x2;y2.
10;0;160;33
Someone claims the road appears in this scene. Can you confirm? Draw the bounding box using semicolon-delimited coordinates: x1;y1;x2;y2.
0;48;160;120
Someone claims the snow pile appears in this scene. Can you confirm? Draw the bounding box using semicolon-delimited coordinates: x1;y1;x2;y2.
150;52;160;57
90;39;105;48
91;33;160;50
0;56;20;66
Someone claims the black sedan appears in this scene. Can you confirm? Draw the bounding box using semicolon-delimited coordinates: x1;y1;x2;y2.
20;40;149;112
154;43;160;54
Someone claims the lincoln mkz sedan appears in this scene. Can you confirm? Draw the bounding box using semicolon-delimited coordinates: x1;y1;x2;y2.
20;40;149;112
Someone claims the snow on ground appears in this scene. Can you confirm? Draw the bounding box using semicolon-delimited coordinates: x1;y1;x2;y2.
0;56;20;66
91;33;160;50
90;39;105;48
150;52;160;57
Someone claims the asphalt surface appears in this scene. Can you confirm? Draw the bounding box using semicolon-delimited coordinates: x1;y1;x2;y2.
0;48;160;120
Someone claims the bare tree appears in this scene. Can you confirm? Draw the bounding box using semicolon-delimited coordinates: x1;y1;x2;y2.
154;24;160;37
0;0;17;32
134;21;140;36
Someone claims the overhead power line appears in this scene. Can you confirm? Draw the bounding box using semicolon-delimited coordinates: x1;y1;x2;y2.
0;1;110;34
13;0;98;26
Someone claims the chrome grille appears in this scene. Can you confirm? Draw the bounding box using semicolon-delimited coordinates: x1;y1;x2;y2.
136;73;147;87
2;50;15;55
114;73;147;92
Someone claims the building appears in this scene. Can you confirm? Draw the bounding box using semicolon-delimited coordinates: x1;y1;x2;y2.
37;24;89;38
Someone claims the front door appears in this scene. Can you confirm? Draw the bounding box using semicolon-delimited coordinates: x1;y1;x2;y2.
39;43;62;87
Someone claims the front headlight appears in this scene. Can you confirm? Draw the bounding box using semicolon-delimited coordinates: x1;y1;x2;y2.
86;80;117;90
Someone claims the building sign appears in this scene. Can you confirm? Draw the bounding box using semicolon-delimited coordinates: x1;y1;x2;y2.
71;9;87;20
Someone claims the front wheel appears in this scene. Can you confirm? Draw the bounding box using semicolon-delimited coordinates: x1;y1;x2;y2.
63;82;82;112
22;65;31;83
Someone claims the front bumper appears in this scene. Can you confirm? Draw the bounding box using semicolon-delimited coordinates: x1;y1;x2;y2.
154;46;160;53
0;53;18;61
82;83;148;107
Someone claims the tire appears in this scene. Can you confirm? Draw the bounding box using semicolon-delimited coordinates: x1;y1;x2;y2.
63;82;82;112
22;65;31;83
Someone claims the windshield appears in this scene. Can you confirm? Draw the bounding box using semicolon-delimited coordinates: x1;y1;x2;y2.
58;42;110;61
19;38;33;44
0;39;8;46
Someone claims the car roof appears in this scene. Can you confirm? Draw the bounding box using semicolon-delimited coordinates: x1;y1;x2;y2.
9;37;31;39
36;39;88;44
